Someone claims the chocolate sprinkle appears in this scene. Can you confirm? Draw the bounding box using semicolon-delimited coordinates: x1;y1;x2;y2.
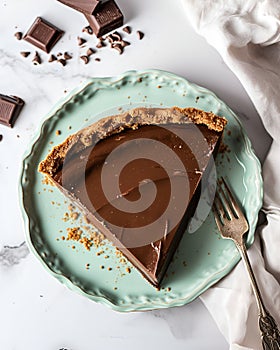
95;57;101;62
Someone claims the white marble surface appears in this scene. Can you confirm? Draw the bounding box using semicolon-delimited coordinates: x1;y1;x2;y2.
0;0;272;349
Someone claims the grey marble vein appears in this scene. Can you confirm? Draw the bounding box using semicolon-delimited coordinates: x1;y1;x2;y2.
0;241;29;267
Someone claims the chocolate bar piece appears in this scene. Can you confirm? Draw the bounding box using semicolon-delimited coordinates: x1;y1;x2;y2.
85;0;124;37
57;0;101;15
39;107;227;287
0;94;25;128
24;17;64;53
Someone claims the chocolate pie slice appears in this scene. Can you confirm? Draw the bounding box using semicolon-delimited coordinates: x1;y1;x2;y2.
39;107;227;287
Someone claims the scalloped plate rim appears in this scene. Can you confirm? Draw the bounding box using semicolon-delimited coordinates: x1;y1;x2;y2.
19;69;263;312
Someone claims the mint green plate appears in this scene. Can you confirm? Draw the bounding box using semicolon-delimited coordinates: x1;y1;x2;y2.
19;70;262;312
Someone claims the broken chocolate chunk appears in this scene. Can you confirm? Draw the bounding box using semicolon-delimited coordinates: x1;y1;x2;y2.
85;0;124;37
57;0;101;15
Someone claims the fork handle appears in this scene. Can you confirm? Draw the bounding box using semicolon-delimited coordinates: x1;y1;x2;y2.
237;242;280;349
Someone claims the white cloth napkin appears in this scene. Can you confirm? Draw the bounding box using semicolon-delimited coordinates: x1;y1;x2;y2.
181;1;280;349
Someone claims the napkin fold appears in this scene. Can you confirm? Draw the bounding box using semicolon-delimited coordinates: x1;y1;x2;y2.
181;1;280;349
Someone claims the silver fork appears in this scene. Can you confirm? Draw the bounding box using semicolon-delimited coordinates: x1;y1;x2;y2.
213;177;280;350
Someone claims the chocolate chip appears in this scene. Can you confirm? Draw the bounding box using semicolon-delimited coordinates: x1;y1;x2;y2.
20;51;31;58
96;39;105;48
0;135;3;142
121;40;130;47
112;43;123;54
48;54;57;62
80;55;89;64
82;26;93;35
14;32;23;40
106;34;114;43
77;37;87;46
64;52;72;60
87;48;96;56
58;58;67;66
32;51;41;65
111;31;122;41
137;31;144;40
123;26;131;34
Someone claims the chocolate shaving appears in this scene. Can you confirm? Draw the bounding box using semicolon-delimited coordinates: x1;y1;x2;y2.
151;241;162;275
20;51;31;58
57;52;63;57
14;32;23;40
32;51;41;65
122;26;131;34
80;55;89;64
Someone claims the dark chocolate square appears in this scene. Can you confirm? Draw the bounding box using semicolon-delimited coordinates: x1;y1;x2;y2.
85;0;124;37
24;17;64;53
0;95;25;128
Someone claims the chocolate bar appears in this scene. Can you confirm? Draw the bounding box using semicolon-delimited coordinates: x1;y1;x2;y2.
24;17;64;53
0;94;25;128
85;0;124;37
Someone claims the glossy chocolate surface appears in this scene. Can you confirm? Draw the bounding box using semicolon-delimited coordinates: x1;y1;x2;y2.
53;123;222;286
